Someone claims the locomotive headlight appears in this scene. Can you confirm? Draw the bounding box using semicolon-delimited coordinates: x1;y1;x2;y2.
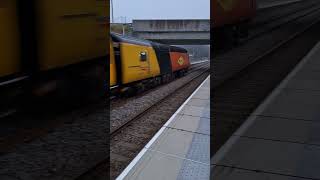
140;52;147;61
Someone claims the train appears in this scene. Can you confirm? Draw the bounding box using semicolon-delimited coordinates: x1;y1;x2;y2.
212;0;257;48
0;1;107;108
109;33;190;95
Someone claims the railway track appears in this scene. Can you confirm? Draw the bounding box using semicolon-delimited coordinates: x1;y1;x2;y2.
110;64;209;137
76;62;210;180
110;62;210;130
253;0;317;27
212;9;320;155
0;98;107;179
0;100;105;155
213;3;320;88
75;159;108;180
215;0;320;55
248;1;320;41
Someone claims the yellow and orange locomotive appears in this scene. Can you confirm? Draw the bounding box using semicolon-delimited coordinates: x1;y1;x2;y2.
109;33;190;94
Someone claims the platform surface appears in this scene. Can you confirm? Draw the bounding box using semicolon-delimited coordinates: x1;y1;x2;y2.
211;41;320;179
258;0;302;9
117;76;210;180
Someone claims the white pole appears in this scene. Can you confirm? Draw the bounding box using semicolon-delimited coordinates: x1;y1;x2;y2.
111;0;114;23
122;23;125;35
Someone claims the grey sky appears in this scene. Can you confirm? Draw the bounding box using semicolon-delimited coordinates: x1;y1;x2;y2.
111;0;210;23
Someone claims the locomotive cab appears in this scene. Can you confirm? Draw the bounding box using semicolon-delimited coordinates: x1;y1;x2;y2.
109;33;190;96
110;33;160;86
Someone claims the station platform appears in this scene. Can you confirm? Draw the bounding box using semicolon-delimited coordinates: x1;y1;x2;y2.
258;0;302;9
212;42;320;179
117;76;210;180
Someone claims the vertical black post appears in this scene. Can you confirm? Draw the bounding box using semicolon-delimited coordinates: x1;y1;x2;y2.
16;0;39;76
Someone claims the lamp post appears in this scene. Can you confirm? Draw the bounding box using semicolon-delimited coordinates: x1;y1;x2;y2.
122;16;126;35
111;0;114;23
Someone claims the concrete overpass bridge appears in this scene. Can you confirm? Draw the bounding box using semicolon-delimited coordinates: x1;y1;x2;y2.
132;19;210;45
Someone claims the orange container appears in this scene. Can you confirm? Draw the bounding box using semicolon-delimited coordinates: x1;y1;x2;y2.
170;52;190;72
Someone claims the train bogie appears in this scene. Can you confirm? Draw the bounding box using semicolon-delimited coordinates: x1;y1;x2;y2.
0;1;20;78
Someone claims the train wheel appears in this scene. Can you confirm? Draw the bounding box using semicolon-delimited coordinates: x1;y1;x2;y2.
121;87;136;97
180;70;184;77
161;75;167;84
182;70;186;76
153;77;161;87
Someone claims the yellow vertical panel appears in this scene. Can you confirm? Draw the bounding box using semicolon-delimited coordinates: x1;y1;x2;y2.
0;0;20;77
110;41;117;87
36;0;108;71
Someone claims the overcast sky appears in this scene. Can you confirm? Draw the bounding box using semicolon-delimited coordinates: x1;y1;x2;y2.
111;0;210;23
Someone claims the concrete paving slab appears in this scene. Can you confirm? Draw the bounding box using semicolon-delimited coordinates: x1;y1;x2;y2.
211;165;306;180
303;46;320;67
286;79;320;91
179;105;210;118
258;0;302;9
254;89;320;121
123;150;209;180
291;69;320;80
186;99;210;108
200;81;209;87
304;61;320;70
195;88;210;94
203;80;210;87
286;68;320;91
167;114;210;135
149;128;210;164
234;116;320;146
276;42;320;91
213;137;320;180
192;90;210;100
199;84;209;89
